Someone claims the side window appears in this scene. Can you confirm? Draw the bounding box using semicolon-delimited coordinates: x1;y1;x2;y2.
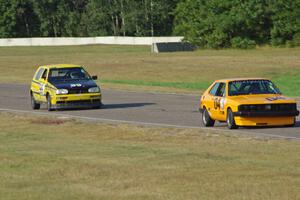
209;83;220;96
209;82;226;97
216;83;226;97
34;68;44;80
41;69;48;80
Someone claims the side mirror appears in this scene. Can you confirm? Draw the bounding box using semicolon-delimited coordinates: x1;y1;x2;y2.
92;75;98;80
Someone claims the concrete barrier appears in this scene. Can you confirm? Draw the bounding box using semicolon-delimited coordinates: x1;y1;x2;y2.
152;42;197;53
0;36;184;46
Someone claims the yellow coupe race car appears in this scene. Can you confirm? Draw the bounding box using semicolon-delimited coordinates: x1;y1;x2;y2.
199;78;299;129
30;64;102;111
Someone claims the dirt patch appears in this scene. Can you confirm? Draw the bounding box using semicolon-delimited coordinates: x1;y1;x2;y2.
30;118;70;125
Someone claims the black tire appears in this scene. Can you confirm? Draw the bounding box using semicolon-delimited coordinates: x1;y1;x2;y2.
47;95;54;111
30;93;40;110
227;108;238;129
92;100;103;109
202;108;215;127
93;104;102;109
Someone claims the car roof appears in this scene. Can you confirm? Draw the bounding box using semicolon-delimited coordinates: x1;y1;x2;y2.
39;64;82;69
216;78;270;83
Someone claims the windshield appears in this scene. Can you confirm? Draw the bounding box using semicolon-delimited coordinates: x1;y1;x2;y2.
228;80;281;96
48;67;91;82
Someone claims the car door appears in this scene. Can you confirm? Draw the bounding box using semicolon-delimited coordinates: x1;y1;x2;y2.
204;82;227;121
213;82;227;121
32;68;48;102
31;68;45;101
38;69;49;102
204;82;220;119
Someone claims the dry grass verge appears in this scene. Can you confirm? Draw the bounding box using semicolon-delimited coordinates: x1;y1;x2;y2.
0;112;299;200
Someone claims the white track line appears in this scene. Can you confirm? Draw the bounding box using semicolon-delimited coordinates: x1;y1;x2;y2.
102;88;199;96
0;108;299;140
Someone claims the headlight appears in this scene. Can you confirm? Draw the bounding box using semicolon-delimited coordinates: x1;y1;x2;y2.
88;87;100;93
56;89;68;95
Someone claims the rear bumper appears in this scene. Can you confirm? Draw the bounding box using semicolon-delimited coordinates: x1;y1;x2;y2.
233;110;299;117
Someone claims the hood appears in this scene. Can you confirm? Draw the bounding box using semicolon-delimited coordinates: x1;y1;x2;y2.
49;79;98;89
230;94;296;105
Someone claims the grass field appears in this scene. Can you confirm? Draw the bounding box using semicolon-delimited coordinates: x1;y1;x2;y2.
0;45;299;96
0;112;299;200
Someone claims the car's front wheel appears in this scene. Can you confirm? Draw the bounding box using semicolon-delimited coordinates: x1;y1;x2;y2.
47;95;54;111
93;103;103;109
202;107;215;127
227;108;238;129
31;93;40;110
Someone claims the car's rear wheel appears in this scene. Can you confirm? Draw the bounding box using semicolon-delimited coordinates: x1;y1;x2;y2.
202;107;215;127
227;108;238;129
31;93;40;110
47;95;54;111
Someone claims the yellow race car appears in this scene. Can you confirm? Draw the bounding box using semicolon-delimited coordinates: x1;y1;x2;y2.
30;64;102;111
199;78;299;129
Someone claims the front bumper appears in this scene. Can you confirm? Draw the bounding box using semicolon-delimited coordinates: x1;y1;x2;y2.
233;110;299;117
234;116;296;126
52;93;102;109
233;110;298;126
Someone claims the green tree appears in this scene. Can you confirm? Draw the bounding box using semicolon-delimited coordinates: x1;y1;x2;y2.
270;0;300;46
0;0;18;37
15;0;40;37
32;0;71;37
174;0;271;48
80;0;110;36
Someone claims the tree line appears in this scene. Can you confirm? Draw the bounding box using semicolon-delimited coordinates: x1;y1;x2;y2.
0;0;299;48
0;0;177;38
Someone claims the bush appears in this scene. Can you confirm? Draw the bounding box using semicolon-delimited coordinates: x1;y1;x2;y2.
285;33;300;48
286;40;295;48
206;31;229;49
231;37;256;49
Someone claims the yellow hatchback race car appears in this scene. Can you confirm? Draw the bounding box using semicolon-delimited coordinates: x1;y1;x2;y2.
199;78;299;129
30;64;102;111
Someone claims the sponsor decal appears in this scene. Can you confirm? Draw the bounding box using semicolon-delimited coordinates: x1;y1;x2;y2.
39;83;45;95
266;96;286;101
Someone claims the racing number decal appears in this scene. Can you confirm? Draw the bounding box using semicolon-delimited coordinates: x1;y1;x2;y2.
71;83;82;87
214;98;220;109
214;98;226;110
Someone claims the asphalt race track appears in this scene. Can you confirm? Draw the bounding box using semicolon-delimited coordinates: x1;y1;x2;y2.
0;84;299;139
